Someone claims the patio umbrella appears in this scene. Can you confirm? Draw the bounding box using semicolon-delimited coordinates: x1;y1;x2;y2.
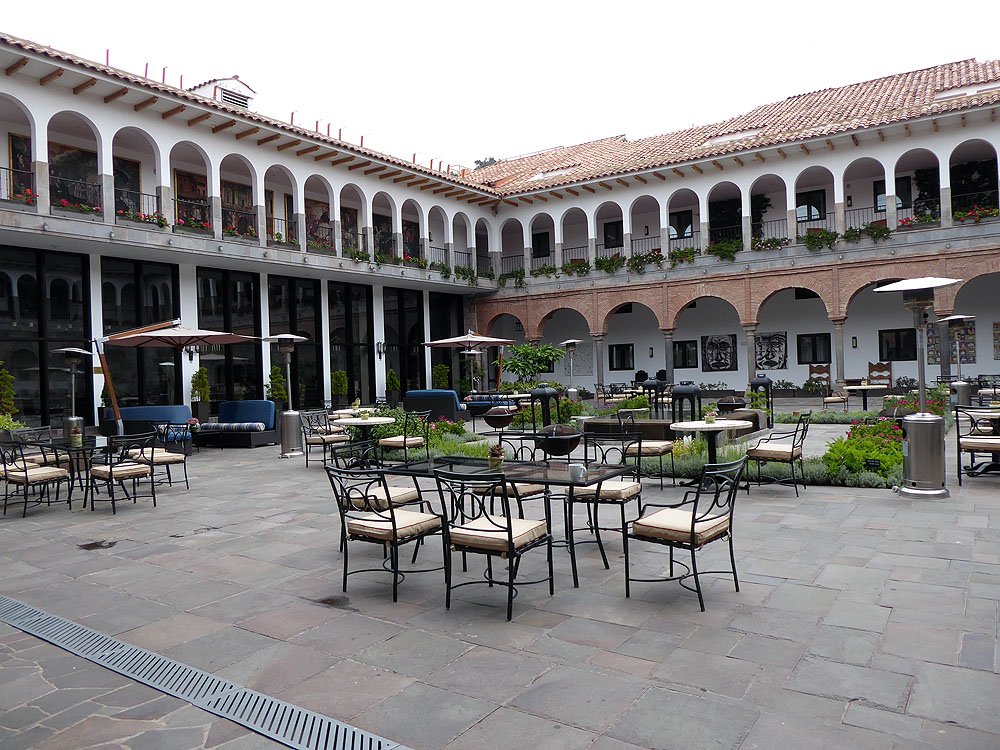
423;330;514;391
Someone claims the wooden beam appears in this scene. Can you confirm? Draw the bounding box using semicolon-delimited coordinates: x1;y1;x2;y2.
442;189;465;198
503;199;518;207
754;153;765;163
276;139;301;151
419;181;441;190
712;160;723;170
394;174;416;183
235;126;260;140
961;114;966;128
877;129;885;142
799;144;809;155
5;57;28;76
212;120;236;133
615;178;629;187
433;185;451;194
581;185;596;193
161;105;186;120
598;181;613;190
406;178;429;187
314;151;339;161
133;96;158;111
671;168;684;177
187;112;211;127
634;175;647;184
73;77;97;95
518;196;533;204
565;188;580;195
691;165;703;174
733;156;744;167
328;156;355;167
39;68;64;86
379;169;402;179
825;139;834;150
652;171;667;181
932;119;939;132
257;133;280;145
534;193;548;202
903;124;911;137
363;165;387;175
296;145;320;156
851;134;859;146
347;160;373;171
104;87;129;104
992;109;997;123
776;148;787;159
548;190;565;199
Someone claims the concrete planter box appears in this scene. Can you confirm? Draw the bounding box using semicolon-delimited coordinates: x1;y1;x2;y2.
0;199;37;213
51;207;102;221
173;225;213;237
117;217;167;230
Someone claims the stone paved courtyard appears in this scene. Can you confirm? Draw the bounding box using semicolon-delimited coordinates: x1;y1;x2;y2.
1;436;999;750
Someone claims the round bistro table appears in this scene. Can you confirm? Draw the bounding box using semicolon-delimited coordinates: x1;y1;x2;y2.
670;419;752;464
333;416;395;441
844;384;887;411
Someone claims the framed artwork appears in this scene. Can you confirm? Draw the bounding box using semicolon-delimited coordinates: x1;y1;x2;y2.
755;332;787;369
402;219;419;256
340;206;358;236
48;142;99;206
8;134;33;195
927;323;976;364
111;156;142;212
305;198;331;241
702;334;738;372
373;213;392;253
174;170;207;201
221;180;253;211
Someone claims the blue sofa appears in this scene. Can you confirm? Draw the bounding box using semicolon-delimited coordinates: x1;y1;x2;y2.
403;390;467;422
194;400;280;448
99;404;194;453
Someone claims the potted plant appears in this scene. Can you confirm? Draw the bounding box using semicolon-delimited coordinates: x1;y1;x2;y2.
0;360;15;418
266;365;288;410
190;366;211;422
331;369;349;407
0;413;26;444
488;443;504;471
703;406;718;424
432;364;450;389
386;368;401;406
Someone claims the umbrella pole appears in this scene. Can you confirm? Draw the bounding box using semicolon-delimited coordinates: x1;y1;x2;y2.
94;343;123;435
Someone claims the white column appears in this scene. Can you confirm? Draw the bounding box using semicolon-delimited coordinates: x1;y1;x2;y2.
177;264;199;407
320;281;332;406
89;254;104;425
372;285;386;398
260;272;272;391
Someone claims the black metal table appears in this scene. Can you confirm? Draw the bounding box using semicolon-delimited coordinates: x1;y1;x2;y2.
383;455;634;587
29;436;111;491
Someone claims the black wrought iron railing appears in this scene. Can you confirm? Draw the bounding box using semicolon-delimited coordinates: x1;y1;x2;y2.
562;245;588;263
796;212;836;234
174;199;211;229
630;236;661;254
373;232;397;258
427;245;447;265
752;218;787;239
845;206;885;228
114;188;159;217
0;166;35;204
306;225;335;252
952;190;999;214
500;254;524;274
222;208;258;238
897;199;941;225
342;230;366;253
453;249;472;269
476;255;493;276
667;232;700;253
531;254;553;271
708;224;741;243
49;175;101;209
595;242;623;259
268;216;297;243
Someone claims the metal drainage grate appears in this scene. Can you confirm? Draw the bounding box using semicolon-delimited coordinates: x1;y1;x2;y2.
0;595;406;750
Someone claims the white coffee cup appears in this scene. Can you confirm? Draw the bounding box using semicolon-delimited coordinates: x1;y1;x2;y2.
568;463;586;482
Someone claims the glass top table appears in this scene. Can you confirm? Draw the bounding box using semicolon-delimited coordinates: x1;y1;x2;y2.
382;455;632;487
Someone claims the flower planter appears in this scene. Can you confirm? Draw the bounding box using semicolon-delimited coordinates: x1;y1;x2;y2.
117;217;167;230
51;207;102;221
173;225;213;237
0;198;37;212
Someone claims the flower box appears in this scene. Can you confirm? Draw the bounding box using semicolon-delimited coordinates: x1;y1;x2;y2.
51;206;102;221
173;224;213;236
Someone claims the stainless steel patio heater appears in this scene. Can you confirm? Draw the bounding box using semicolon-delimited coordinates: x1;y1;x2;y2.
875;277;960;500
560;339;582;400
265;333;308;459
936;314;975;406
52;347;93;440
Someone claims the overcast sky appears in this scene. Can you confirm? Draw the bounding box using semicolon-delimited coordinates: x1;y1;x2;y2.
5;1;997;169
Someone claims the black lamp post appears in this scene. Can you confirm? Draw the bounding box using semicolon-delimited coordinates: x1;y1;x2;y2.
749;372;774;428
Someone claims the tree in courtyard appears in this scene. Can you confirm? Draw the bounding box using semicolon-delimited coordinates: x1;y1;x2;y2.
499;343;566;381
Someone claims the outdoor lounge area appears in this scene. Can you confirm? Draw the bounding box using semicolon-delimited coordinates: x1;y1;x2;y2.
1;395;999;749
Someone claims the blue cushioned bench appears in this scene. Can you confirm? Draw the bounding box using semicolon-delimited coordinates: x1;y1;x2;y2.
403;390;467;422
194;400;281;449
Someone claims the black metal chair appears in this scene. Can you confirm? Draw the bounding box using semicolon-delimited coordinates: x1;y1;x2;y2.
378;409;430;462
1;441;72;517
130;422;192;489
745;411;811;496
434;469;553;620
329;439;384;470
954;406;1000;486
325;465;444;602
625;455;748;609
86;433;157;514
617;411;675;488
300;409;349;467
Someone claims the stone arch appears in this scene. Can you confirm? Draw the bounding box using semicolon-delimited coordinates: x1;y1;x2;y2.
531;302;594;340
0;93;35;149
599;295;668;335
47;110;103;206
948;138;999;212
750;276;832;324
484;310;525;337
669;282;748;329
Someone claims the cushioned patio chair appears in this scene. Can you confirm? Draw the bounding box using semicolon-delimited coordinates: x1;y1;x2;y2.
625;455;747;609
379;409;430;462
87;433;157;514
745;411;812;496
300;409;349;467
1;441;72;517
618;411;675;488
954;406;1000;486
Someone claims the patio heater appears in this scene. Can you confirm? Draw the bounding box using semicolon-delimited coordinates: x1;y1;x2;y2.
52;347;92;440
265;333;308;459
672;381;701;424
749;373;774;428
936;314;974;406
875;277;960;500
560;339;582;400
460;349;483;392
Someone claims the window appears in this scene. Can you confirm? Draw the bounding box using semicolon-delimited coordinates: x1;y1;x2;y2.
796;333;832;365
796;189;826;222
879;328;917;361
873;177;913;211
668;210;693;239
609;343;634;371
673;340;698;369
602;220;623;249
531;231;550;259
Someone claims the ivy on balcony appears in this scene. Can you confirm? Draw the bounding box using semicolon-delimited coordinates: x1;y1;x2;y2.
668;246;697;267
561;259;591;276
842;222;892;243
798;229;839;251
706;238;743;261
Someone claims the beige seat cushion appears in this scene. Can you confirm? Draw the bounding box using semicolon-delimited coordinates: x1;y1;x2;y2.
349;484;421;510
28;452;72;467
959;437;1000;452
626;440;673;456
306;433;351;445
747;442;802;461
575;480;642;500
473;482;546;498
824;395;847;403
126;449;187;465
346;508;441;541
378;435;426;449
449;515;547;553
91;462;152;480
5;465;69;484
632;506;730;545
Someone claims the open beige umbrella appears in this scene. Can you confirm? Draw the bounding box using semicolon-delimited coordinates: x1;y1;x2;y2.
423;330;514;392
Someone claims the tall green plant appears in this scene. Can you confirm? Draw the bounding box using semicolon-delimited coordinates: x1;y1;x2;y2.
499;343;566;381
432;364;451;389
386;368;401;393
266;365;287;403
0;360;16;416
331;369;348;397
190;367;211;402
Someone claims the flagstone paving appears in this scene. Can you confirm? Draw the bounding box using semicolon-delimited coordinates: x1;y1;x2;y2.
0;440;998;749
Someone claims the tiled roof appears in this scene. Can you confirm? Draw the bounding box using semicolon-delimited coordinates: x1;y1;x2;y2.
471;59;1000;193
187;75;258;94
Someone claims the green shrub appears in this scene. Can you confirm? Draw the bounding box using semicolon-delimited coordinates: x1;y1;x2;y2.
595;255;625;273
822;418;903;479
331;370;348;397
266;365;287;403
385;369;401;393
190;367;211;402
706;238;742;261
798;229;839;251
432;364;450;389
617;395;650;410
0;360;16;415
0;413;26;430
